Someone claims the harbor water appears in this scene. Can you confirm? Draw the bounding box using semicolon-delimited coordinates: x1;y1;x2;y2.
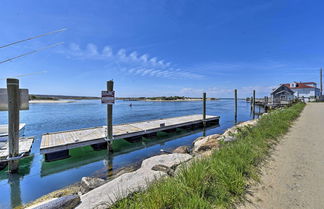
0;99;259;208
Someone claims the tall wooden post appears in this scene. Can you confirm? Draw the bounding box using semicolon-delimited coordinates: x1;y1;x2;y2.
234;89;238;123
107;80;113;152
7;78;20;173
252;90;256;119
203;92;206;126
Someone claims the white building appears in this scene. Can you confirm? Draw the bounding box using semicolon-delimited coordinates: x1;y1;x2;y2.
283;82;321;99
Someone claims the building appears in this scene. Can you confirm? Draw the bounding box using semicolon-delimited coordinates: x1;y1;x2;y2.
282;82;321;99
271;84;295;104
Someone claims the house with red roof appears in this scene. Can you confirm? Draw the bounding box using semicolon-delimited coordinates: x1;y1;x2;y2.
282;82;320;99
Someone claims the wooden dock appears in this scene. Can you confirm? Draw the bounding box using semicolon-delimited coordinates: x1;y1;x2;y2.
40;114;219;160
0;137;34;161
0;123;26;137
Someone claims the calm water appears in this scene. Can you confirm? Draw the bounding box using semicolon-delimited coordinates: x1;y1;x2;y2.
0;99;259;209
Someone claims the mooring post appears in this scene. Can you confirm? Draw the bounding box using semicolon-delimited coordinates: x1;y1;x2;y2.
253;90;256;119
234;89;238;123
203;92;206;126
7;78;20;173
107;80;113;152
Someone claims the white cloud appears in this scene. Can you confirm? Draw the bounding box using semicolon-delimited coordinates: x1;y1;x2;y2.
140;54;149;62
117;48;126;58
129;51;138;60
102;46;112;57
86;43;98;56
62;43;204;80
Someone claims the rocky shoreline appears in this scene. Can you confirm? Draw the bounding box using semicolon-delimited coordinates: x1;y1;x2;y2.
23;116;263;209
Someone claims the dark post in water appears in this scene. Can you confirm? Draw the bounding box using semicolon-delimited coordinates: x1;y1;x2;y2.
107;80;113;152
7;78;20;173
252;90;256;119
234;89;238;123
203;92;206;126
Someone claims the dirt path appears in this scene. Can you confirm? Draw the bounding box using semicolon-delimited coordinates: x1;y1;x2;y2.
239;103;324;209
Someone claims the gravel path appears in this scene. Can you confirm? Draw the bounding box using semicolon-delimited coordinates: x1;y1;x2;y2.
239;103;324;209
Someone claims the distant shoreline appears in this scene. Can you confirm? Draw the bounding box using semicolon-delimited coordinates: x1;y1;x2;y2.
29;100;77;104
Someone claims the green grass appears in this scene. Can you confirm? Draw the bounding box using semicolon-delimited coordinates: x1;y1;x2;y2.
111;103;306;209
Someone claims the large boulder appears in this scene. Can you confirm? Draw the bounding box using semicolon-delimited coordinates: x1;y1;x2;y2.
77;153;192;209
172;145;190;154
27;195;80;209
220;119;258;141
192;134;220;154
80;177;106;194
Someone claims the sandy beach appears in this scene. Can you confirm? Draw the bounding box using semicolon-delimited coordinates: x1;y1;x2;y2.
29;100;76;104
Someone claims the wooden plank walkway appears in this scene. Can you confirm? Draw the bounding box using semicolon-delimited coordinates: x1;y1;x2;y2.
41;114;219;154
0;123;26;137
0;137;34;160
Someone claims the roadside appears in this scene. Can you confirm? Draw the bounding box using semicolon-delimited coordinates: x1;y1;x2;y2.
239;103;324;209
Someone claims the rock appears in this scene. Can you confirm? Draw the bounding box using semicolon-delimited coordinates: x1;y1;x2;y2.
76;154;192;209
220;119;258;141
223;136;236;142
113;165;138;178
80;177;106;194
192;134;220;154
28;195;80;209
172;145;190;154
152;164;174;176
141;153;193;170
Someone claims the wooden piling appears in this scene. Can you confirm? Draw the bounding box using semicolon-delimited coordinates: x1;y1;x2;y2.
107;80;113;152
234;89;237;123
252;90;256;118
7;78;20;173
202;92;206;125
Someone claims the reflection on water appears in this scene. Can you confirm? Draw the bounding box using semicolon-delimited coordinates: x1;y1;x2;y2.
0;99;260;208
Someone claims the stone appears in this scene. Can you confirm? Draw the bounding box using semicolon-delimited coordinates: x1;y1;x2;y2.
28;195;80;209
152;164;174;176
80;177;106;194
141;153;193;170
76;153;192;209
172;145;190;154
192;134;220;154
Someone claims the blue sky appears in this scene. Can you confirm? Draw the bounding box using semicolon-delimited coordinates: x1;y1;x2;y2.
0;0;323;97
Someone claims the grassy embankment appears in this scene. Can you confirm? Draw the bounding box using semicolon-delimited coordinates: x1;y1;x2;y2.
112;103;306;209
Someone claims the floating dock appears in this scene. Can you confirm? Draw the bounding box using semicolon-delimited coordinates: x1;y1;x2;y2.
0;137;34;162
41;114;219;161
0;123;26;137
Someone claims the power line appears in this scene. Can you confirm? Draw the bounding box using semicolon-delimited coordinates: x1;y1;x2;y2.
0;42;64;65
0;28;66;49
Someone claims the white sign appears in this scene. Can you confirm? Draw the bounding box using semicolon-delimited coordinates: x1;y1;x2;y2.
101;90;115;104
0;88;29;111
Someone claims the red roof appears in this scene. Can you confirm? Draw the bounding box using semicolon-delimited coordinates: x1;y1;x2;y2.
282;82;316;89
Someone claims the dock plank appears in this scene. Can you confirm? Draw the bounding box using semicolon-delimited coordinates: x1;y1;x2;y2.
0;123;26;137
0;137;34;159
40;114;219;154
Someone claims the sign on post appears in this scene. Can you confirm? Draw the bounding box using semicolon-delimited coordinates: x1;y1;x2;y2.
101;90;115;104
0;88;29;111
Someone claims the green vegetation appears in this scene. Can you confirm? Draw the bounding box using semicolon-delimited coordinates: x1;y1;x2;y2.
112;103;305;209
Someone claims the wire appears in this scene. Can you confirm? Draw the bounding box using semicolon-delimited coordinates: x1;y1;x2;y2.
0;42;64;65
0;28;66;49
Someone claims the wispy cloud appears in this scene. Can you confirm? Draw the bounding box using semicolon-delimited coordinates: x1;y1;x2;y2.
61;43;204;79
